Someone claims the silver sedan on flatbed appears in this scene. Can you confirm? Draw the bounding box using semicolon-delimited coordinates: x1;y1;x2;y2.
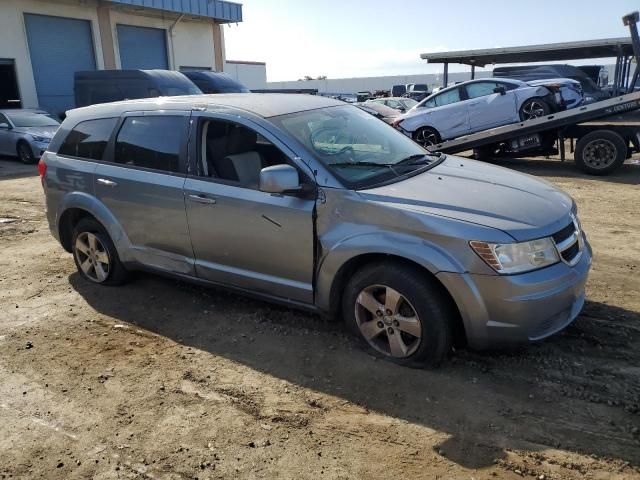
41;94;591;366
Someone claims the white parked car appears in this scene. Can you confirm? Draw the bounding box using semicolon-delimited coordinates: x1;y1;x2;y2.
393;78;579;146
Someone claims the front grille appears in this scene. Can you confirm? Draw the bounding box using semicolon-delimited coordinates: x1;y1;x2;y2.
552;222;575;244
561;240;580;263
552;217;582;266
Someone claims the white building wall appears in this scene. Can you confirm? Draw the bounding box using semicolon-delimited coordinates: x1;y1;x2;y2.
224;62;267;89
0;0;105;109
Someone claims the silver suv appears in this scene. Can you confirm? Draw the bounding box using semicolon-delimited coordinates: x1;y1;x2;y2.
41;94;592;366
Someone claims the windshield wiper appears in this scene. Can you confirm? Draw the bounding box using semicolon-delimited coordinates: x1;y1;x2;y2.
397;152;445;166
329;161;397;168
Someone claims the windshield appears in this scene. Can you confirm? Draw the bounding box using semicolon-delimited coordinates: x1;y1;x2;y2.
271;105;440;188
7;112;60;127
210;75;251;93
162;84;202;96
402;98;418;108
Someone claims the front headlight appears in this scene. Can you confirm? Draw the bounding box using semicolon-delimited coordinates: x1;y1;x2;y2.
470;237;559;274
31;135;50;143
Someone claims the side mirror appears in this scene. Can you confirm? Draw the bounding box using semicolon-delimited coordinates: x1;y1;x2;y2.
493;86;507;95
0;122;11;130
260;164;302;194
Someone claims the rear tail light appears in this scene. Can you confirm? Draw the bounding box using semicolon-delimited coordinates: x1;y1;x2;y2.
38;156;47;187
391;118;402;128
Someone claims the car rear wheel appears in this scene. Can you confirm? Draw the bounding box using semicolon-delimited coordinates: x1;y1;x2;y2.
17;141;35;164
343;261;452;367
574;130;626;175
72;218;129;285
413;127;441;147
519;98;551;121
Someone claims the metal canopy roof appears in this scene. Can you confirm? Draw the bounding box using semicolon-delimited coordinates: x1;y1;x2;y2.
421;37;634;66
108;0;242;23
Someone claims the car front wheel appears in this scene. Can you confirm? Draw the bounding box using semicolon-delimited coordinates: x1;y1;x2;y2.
343;261;453;367
519;98;551;121
413;127;441;147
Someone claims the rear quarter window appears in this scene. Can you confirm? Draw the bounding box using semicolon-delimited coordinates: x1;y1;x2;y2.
114;116;185;173
58;118;118;160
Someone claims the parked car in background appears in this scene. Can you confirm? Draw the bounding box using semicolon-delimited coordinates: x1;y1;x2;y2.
0;109;59;163
356;102;401;124
41;93;591;366
493;64;609;103
356;91;374;102
182;71;250;94
577;65;609;88
366;97;418;112
394;78;560;146
391;84;407;97
404;83;430;101
74;70;202;109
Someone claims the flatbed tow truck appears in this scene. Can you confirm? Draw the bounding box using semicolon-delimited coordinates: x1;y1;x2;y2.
420;12;640;175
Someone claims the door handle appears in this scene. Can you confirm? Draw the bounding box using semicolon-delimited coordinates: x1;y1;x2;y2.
469;102;479;106
97;178;118;187
187;193;216;205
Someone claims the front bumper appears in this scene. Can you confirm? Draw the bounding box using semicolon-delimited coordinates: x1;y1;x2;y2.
437;236;592;349
28;140;50;159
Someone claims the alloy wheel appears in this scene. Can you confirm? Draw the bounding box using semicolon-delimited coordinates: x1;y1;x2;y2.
521;101;547;120
74;232;110;283
18;144;34;164
354;284;422;358
582;139;617;170
415;129;439;147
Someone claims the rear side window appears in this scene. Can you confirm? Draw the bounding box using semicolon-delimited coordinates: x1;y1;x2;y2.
434;88;461;107
114;116;184;173
58;118;117;160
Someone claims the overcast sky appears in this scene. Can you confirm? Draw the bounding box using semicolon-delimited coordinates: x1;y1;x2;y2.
224;0;638;81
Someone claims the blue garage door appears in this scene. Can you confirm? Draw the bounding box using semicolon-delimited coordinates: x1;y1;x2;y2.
117;25;168;70
24;14;96;116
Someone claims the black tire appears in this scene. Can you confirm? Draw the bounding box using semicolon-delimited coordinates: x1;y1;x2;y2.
17;141;35;164
413;127;441;147
519;97;551;121
342;261;453;367
574;130;627;175
473;144;498;161
71;218;129;286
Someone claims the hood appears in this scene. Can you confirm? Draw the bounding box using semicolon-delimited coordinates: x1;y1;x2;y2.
528;78;581;88
359;156;574;241
13;126;59;138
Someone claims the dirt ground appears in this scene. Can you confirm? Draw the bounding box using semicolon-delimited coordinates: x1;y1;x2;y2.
1;154;639;480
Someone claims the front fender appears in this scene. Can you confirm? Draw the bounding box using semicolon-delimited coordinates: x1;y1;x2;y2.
315;230;466;312
57;192;133;261
398;111;435;134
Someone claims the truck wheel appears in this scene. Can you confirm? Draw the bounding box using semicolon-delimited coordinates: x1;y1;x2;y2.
519;98;551;120
342;261;452;367
574;130;627;175
72;218;129;285
473;145;498;161
413;127;441;147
